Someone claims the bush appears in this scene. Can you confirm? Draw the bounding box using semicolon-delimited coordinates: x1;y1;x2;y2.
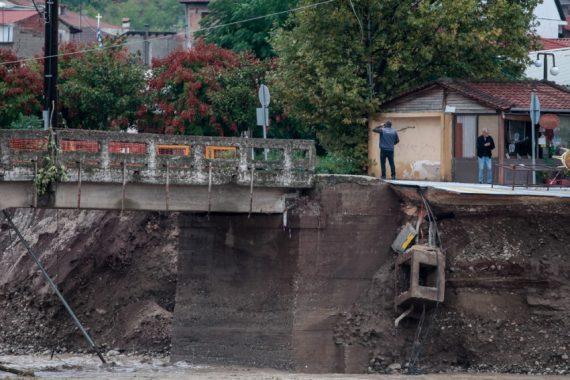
316;153;361;174
8;114;43;130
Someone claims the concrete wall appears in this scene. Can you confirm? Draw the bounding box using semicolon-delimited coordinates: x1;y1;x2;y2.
369;113;444;180
7;17;44;58
171;177;401;372
125;33;183;63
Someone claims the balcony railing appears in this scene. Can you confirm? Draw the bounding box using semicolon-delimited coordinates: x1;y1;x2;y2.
0;130;316;188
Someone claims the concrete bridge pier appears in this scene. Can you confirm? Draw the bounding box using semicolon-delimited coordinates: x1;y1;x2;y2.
171;178;401;372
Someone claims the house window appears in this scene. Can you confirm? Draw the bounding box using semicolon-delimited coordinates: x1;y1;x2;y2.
0;25;14;43
505;120;532;158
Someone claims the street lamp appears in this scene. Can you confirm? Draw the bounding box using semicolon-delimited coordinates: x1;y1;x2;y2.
534;52;560;81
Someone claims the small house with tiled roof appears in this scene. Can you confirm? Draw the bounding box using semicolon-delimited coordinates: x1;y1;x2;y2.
369;79;570;183
0;2;122;58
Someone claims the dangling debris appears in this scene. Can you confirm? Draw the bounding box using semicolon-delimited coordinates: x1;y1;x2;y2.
395;244;445;312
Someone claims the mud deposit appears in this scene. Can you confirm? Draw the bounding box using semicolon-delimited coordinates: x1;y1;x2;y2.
0;354;568;379
0;210;178;355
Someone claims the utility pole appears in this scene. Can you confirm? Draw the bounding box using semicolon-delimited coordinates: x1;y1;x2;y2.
43;0;59;130
143;24;150;67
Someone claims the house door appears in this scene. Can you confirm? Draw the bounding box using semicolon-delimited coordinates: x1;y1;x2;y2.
454;115;478;182
456;115;477;158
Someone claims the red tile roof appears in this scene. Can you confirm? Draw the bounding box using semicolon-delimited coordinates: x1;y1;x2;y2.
2;2;120;30
384;79;570;112
538;38;570;50
59;9;120;31
0;9;38;24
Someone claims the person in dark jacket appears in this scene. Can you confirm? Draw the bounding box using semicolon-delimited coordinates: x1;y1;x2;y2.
373;120;399;180
476;128;495;184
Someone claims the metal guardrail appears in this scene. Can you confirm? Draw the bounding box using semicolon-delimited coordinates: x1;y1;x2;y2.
492;163;564;191
0;130;316;188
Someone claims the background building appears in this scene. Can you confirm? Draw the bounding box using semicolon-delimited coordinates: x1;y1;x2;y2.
179;0;209;48
533;0;566;38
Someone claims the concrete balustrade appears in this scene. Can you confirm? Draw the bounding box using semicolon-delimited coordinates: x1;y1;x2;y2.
0;129;316;188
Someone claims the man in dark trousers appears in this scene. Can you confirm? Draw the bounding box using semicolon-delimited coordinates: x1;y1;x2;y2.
373;120;399;180
476;128;495;184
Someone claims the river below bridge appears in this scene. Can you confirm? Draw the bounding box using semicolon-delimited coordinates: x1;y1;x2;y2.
0;354;567;379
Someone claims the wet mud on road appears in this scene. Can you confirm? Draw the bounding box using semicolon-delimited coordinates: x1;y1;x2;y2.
0;354;569;379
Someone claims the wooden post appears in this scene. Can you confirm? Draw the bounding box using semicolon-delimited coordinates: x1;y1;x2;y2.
498;113;505;185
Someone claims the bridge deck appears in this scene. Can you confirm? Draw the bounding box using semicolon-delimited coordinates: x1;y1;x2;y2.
0;130;316;213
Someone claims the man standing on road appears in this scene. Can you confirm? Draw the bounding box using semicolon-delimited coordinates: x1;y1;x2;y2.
476;128;495;184
373;120;399;180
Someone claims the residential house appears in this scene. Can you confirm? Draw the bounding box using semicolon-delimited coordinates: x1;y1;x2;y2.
0;1;122;58
180;0;209;48
369;79;570;184
0;3;45;58
58;5;122;44
533;0;566;38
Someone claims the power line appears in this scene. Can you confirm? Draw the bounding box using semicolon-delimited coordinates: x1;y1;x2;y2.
0;0;337;67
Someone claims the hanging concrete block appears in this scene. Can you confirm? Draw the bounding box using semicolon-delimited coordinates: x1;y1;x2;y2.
395;244;445;309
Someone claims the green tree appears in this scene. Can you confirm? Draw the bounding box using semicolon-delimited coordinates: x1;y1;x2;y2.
198;0;299;59
58;42;146;130
271;0;539;171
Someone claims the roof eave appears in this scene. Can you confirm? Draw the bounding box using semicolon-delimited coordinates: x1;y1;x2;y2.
510;107;570;113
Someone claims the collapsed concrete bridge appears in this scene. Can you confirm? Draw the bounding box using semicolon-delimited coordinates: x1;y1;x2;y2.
1;130;569;374
0;129;316;213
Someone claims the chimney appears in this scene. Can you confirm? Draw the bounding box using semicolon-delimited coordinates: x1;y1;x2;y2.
59;5;67;15
122;17;131;32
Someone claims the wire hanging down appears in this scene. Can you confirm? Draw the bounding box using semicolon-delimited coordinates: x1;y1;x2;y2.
1;210;107;364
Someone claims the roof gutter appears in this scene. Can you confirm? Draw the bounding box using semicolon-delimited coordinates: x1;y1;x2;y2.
510;108;570;114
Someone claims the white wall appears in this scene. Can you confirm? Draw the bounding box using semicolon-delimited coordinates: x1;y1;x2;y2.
525;48;570;85
534;0;566;38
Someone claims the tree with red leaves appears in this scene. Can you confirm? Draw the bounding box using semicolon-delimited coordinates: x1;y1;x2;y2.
140;41;264;136
0;49;43;128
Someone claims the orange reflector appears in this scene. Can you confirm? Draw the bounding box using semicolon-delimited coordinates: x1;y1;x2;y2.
205;146;237;159
9;138;48;152
61;140;100;153
157;145;190;156
109;142;146;154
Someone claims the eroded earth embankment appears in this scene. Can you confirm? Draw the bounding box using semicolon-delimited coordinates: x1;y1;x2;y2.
335;204;569;375
0;179;568;375
0;210;178;355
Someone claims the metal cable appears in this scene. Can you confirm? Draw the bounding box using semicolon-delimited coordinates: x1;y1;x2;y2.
406;189;444;374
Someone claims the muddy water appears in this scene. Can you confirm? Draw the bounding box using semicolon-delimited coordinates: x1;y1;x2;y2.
0;355;568;379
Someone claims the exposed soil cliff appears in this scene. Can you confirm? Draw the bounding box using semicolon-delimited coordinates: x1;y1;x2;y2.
334;204;570;376
0;183;568;376
0;209;178;355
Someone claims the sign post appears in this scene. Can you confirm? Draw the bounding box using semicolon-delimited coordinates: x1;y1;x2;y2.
257;84;271;160
530;91;541;185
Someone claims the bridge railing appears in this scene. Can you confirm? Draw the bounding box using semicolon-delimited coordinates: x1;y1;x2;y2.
0;129;316;188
